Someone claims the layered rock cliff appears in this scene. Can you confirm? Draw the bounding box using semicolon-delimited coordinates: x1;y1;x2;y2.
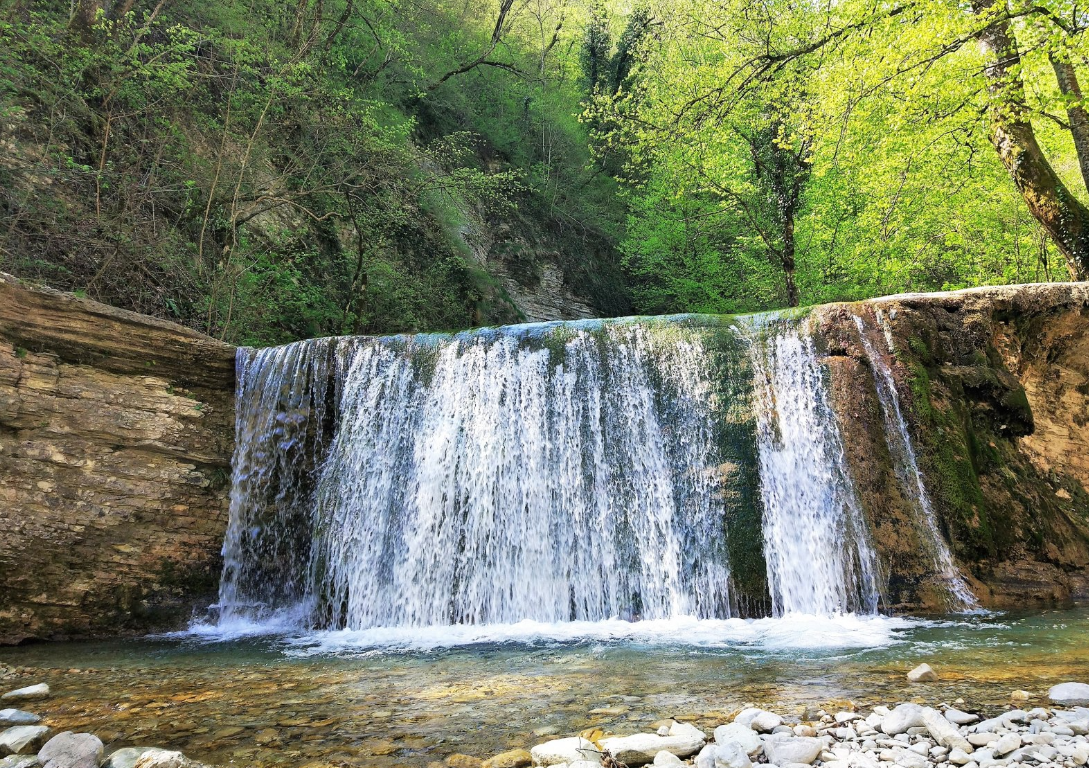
0;277;1087;643
0;274;235;644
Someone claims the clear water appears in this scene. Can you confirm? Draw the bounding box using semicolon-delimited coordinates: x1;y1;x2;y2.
2;609;1088;768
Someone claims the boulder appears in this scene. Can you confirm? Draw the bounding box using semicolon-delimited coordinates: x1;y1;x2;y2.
762;736;823;766
598;732;703;766
37;733;103;768
0;728;50;757
0;715;39;729
530;738;599;767
481;749;532;768
907;664;937;683
0;689;49;704
713;724;762;756
881;704;926;736
1050;683;1089;707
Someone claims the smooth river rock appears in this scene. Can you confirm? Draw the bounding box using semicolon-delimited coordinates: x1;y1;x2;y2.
762;736;824;766
104;749;158;768
0;756;42;768
652;752;684;767
0;688;48;704
907;664;938;683
920;707;972;753
0;715;38;729
38;732;103;768
696;742;751;768
881;704;926;736
130;751;205;768
713;723;763;756
598;732;704;765
0;728;50;757
530;738;598;766
1051;683;1089;707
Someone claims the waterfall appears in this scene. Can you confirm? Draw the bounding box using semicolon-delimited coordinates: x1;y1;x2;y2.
852;312;979;610
742;314;883;616
216;313;893;631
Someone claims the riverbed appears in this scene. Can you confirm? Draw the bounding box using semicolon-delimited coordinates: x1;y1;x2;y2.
2;608;1087;767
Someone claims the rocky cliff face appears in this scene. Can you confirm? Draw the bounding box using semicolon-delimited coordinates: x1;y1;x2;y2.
819;283;1089;610
0;274;235;644
0;278;1086;643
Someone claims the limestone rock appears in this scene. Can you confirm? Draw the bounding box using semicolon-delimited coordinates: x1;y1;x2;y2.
943;709;978;726
762;736;823;766
598;732;703;765
37;732;103;768
103;749;158;768
530;738;598;766
481;749;532;768
0;689;48;704
1049;683;1089;707
750;712;783;734
919;708;972;753
881;704;926;736
0;714;39;728
713;723;762;756
695;742;751;768
652;752;683;767
991;733;1020;757
130;751;205;768
0;728;50;757
907;664;937;683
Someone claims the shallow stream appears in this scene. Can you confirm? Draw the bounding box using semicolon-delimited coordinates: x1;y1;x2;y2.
2;609;1088;767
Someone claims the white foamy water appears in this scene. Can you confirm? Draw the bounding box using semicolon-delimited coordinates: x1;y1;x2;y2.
852;313;979;611
743;315;883;616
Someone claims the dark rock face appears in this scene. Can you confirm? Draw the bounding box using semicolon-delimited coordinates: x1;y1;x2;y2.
0;274;235;644
818;283;1089;610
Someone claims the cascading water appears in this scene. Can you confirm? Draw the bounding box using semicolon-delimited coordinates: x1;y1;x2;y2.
215;313;896;633
743;315;883;616
852;312;979;610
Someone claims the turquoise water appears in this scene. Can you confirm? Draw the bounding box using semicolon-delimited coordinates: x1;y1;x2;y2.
2;608;1087;767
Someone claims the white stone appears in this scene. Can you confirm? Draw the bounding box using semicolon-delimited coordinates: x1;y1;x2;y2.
908;664;938;683
948;748;972;765
763;736;823;766
669;722;706;742
908;742;931;755
652;751;684;767
897;752;929;768
793;726;816;738
531;738;599;767
0;726;50;756
751;713;784;734
598;733;703;766
0;756;42;768
714;724;762;756
131;752;204;768
657;727;670;737
695;742;751;768
845;752;879;768
105;748;160;768
837;714;864;725
1071;745;1089;765
1050;684;1089;708
734;709;764;728
921;707;973;753
991;734;1020;757
882;705;927;736
0;687;48;704
38;732;104;768
968;733;997;747
0;713;38;728
946;710;979;726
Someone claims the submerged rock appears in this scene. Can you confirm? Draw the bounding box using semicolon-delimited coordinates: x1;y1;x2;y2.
0;688;49;704
37;732;103;768
481;749;532;768
1051;683;1089;707
0;727;50;757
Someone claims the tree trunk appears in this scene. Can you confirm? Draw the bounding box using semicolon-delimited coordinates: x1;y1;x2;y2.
1049;54;1089;194
69;0;104;40
781;214;800;307
973;0;1089;279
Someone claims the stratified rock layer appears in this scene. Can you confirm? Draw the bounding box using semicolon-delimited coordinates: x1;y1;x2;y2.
0;273;235;644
